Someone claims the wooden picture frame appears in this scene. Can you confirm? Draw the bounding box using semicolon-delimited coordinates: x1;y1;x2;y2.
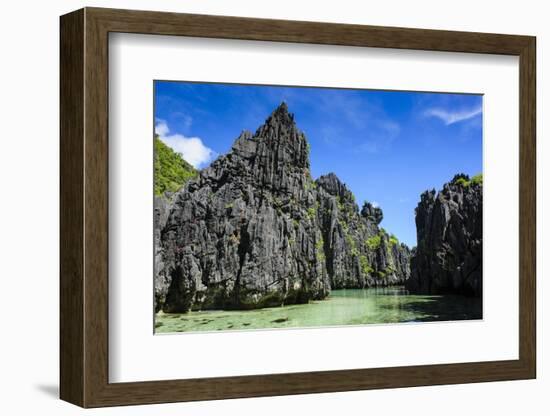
60;7;536;408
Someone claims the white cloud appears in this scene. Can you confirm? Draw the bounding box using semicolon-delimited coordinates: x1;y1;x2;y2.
155;120;170;136
424;106;482;125
155;121;216;168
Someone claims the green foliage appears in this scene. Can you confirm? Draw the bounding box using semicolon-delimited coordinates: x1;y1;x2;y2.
389;234;399;246
366;234;382;250
454;174;482;188
340;221;359;256
341;221;349;234
304;180;311;190
307;202;319;221
336;197;345;212
454;177;470;187
315;237;324;251
154;136;197;195
317;251;325;262
359;255;373;276
224;202;234;210
471;173;483;185
345;233;359;257
315;236;325;262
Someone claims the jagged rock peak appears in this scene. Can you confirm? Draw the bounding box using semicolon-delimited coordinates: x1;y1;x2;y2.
255;101;298;136
418;189;436;206
228;103;310;174
361;202;383;225
316;173;356;205
269;101;294;124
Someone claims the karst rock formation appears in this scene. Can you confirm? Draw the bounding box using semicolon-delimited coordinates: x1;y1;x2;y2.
154;103;412;313
406;174;482;297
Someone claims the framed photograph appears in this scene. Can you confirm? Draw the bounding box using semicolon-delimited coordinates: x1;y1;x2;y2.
60;7;536;408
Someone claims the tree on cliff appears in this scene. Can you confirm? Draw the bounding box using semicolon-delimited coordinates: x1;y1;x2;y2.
154;135;197;195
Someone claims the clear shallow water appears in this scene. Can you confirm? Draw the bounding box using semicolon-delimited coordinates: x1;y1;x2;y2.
155;287;482;334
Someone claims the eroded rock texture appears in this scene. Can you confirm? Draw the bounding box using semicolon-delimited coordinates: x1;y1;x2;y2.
406;174;482;297
315;174;410;289
155;103;410;313
154;193;175;312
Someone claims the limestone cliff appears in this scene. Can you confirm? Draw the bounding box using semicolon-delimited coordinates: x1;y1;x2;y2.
406;174;482;297
155;103;410;312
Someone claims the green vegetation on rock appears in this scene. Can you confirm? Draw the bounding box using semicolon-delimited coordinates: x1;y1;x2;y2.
389;234;399;247
154;135;198;195
336;197;345;213
359;255;373;276
454;173;483;188
307;203;318;221
471;173;483;185
366;234;382;250
454;177;469;187
315;236;325;262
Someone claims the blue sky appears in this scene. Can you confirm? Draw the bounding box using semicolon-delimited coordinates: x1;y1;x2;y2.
154;81;482;247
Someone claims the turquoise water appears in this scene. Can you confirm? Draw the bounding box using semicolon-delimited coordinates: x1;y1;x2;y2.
155;287;482;334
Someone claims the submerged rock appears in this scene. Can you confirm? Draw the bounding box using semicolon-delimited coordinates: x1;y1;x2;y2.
155;103;410;313
406;174;482;297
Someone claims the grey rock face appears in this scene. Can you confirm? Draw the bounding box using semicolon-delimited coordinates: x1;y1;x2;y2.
154;193;175;312
155;103;410;313
361;201;383;225
406;174;482;297
315;174;410;289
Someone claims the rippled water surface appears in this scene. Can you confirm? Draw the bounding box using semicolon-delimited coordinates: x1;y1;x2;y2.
155;287;482;334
